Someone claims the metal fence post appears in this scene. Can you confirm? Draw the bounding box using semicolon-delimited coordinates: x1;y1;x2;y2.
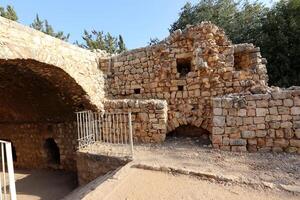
128;112;134;159
5;143;16;200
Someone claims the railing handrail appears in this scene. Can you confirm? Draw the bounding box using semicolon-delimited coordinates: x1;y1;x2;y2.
0;141;16;200
76;111;134;158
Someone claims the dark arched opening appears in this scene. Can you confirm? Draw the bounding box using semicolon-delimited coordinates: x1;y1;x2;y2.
167;125;212;146
44;138;60;165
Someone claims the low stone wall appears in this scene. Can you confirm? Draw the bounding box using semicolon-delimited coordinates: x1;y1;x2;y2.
212;89;300;153
76;152;129;185
0;122;77;170
104;99;168;143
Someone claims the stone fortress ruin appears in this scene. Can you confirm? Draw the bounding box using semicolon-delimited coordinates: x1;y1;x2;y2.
0;15;299;185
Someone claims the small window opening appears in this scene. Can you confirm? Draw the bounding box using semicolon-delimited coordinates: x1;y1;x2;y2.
78;104;85;110
134;88;141;94
177;58;191;77
44;138;60;165
178;85;184;91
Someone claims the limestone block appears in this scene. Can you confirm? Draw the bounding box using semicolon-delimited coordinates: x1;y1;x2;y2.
241;130;255;139
283;99;293;107
256;130;267;138
274;139;289;147
230;139;246;146
291;107;300;115
213;116;225;127
212;127;224;135
256;108;268;116
290;139;300;148
213;108;223;115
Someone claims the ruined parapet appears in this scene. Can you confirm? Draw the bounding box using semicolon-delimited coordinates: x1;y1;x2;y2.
233;43;269;94
212;89;300;153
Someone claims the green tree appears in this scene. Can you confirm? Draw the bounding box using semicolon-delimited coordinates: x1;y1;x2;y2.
30;14;70;41
170;0;267;44
258;0;300;87
148;37;160;45
118;35;127;53
77;30;126;54
0;5;18;21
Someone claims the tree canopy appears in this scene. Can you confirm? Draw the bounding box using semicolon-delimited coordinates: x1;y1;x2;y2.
258;0;300;87
170;0;267;44
30;14;70;41
0;5;18;21
76;30;127;54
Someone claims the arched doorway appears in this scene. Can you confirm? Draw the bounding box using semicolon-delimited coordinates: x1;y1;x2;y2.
44;138;60;166
167;125;212;146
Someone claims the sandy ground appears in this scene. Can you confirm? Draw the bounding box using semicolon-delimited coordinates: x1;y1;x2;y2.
13;169;77;200
133;137;300;188
84;168;298;200
65;137;300;199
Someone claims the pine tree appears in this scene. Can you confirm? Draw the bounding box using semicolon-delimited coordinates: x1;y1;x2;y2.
30;14;70;41
77;30;126;54
117;35;126;53
148;37;160;46
0;5;18;21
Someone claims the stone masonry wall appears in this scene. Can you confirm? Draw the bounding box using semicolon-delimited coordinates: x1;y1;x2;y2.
0;122;77;170
212;89;300;153
76;151;128;185
100;22;268;136
104;99;168;142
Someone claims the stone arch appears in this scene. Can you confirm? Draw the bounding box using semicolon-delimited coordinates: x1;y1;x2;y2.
0;59;100;169
0;16;107;110
0;59;97;122
167;113;212;144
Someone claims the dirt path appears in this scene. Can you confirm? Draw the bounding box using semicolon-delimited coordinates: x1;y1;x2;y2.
133;137;300;189
84;168;298;200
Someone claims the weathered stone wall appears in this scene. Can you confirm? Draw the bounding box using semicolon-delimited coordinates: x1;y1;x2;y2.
0;122;77;170
212;89;300;153
100;22;268;136
104;99;168;142
76;152;128;185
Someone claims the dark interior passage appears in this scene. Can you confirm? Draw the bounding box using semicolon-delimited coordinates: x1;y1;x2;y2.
167;125;212;145
44;138;60;166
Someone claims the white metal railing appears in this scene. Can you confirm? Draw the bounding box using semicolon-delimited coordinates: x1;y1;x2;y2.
76;111;134;158
0;141;16;200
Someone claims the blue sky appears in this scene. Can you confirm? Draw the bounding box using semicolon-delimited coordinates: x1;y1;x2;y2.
1;0;275;49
